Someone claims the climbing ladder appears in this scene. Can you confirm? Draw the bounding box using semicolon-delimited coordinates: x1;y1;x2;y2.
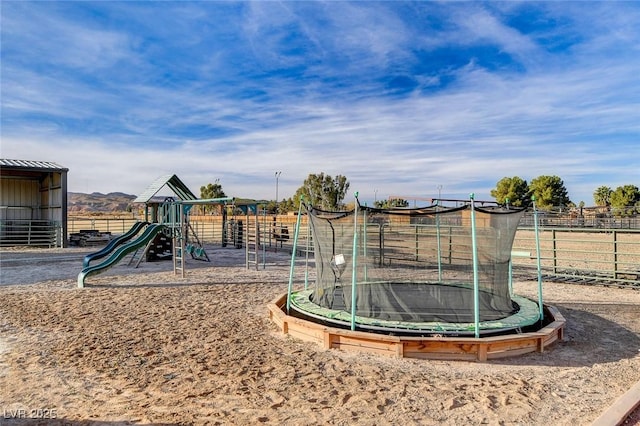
173;230;185;278
223;219;244;248
172;203;210;278
245;212;261;270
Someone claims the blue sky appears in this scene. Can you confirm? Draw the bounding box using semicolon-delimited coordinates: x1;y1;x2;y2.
1;1;639;205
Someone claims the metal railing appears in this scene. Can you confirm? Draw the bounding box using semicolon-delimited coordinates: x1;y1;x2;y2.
0;220;62;247
520;211;640;229
67;216;296;249
64;216;640;287
512;227;640;287
68;218;140;237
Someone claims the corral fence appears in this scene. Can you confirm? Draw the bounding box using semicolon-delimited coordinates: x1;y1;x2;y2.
519;210;640;229
512;227;639;288
64;215;640;288
0;220;63;247
68;217;141;240
66;215;300;251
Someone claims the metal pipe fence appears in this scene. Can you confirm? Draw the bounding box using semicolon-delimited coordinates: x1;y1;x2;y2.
64;217;640;287
0;220;62;247
520;211;640;229
68;218;139;236
512;228;640;287
67;216;300;250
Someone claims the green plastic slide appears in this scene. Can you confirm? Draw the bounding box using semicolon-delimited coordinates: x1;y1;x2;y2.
83;221;149;268
78;223;167;288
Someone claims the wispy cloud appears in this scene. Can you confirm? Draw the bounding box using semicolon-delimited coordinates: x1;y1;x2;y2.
1;1;638;205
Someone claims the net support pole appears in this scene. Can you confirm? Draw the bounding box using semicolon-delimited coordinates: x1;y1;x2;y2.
362;206;368;282
532;197;544;320
506;198;513;296
350;192;360;331
304;217;310;289
286;198;304;314
470;194;480;338
508;258;514;296
436;200;443;281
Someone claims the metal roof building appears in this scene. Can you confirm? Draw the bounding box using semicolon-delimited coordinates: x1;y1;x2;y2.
0;159;69;247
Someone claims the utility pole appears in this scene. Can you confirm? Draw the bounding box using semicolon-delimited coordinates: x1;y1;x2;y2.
275;171;282;214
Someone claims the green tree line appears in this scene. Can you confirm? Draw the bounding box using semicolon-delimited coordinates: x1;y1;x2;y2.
491;175;639;213
200;173;639;214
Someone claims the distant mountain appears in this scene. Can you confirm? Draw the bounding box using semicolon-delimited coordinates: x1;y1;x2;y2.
68;192;137;213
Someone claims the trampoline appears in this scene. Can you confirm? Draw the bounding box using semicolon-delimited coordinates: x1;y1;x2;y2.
298;197;538;330
289;282;541;336
269;195;564;360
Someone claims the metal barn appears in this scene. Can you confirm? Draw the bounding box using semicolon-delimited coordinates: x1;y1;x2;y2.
0;159;69;247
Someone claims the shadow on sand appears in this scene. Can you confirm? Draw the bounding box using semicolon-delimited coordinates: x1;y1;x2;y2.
496;302;640;367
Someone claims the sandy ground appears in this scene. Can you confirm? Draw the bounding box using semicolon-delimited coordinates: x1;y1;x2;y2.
0;245;639;425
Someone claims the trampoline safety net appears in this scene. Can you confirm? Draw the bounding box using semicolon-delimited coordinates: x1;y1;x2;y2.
303;201;527;327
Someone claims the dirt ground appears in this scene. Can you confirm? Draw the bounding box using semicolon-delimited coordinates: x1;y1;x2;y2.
0;245;639;425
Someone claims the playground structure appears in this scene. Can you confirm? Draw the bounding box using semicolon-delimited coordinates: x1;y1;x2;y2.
268;195;565;361
78;174;274;287
77;199;210;287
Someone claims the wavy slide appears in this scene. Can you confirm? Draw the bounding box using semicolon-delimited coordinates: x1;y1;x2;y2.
78;223;167;288
83;221;149;268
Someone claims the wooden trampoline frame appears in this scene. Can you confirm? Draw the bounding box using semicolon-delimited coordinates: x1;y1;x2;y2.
268;293;565;362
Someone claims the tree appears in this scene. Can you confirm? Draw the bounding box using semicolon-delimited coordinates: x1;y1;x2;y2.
200;181;226;214
200;181;226;199
528;175;571;210
610;184;640;216
374;198;409;209
264;200;277;214
292;173;350;210
490;176;530;207
593;186;612;206
276;197;296;214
